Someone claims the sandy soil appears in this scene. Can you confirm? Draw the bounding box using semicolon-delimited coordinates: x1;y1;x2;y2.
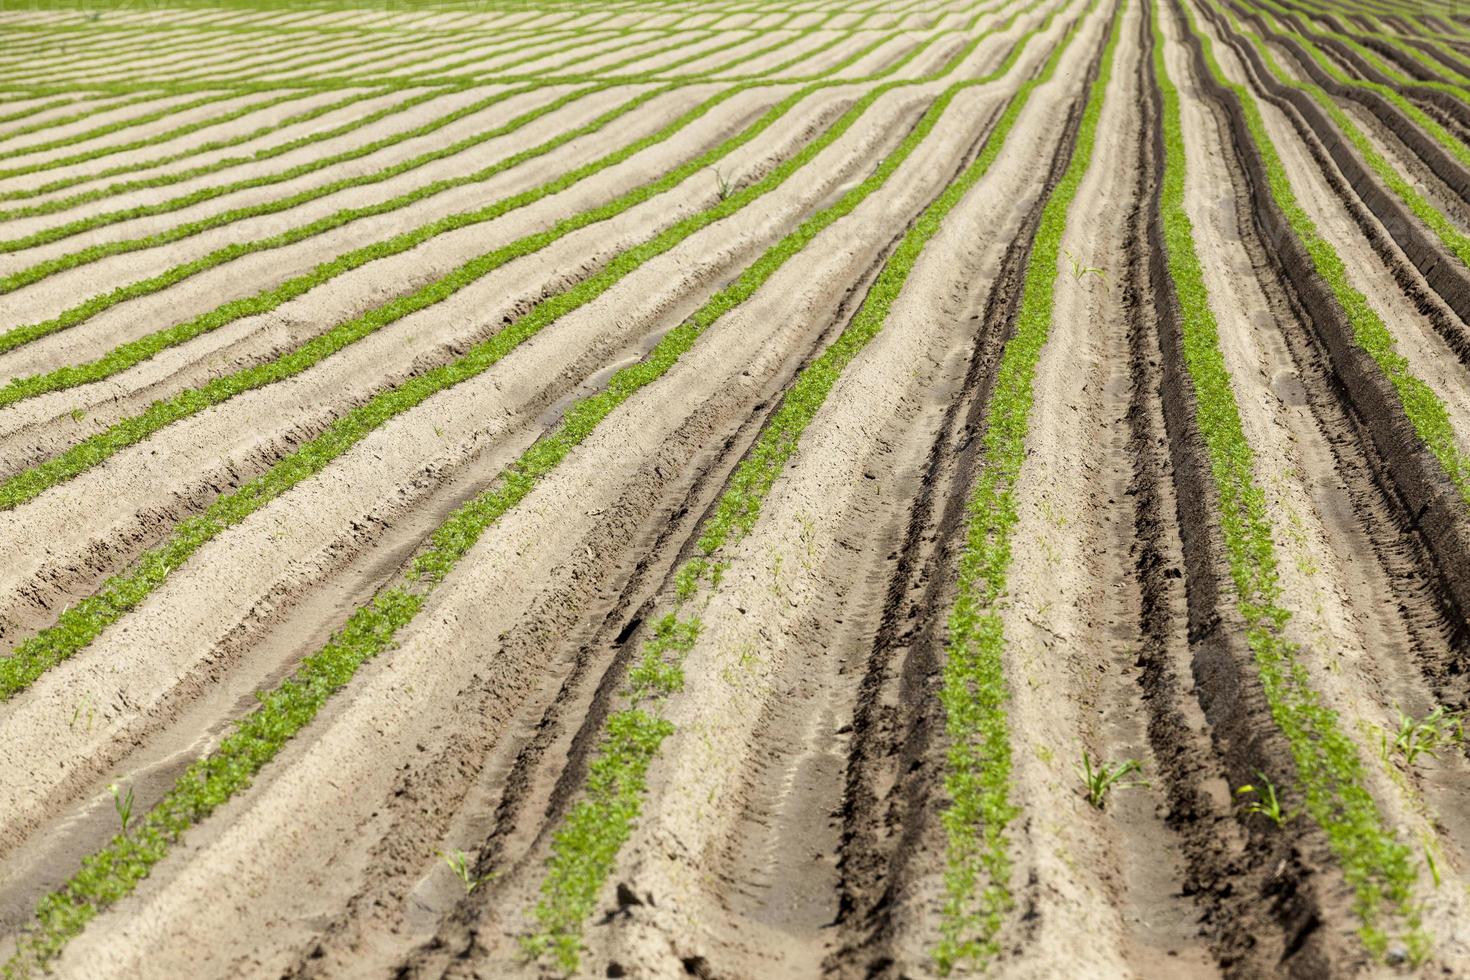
6;0;1470;977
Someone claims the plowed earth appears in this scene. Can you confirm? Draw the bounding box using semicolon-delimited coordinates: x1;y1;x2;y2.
3;0;1470;977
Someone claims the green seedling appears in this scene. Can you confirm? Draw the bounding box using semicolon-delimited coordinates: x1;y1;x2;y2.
797;513;818;571
4;9;1070;976
438;849;493;895
69;695;94;732
1063;248;1106;286
1382;707;1463;767
1425;845;1441;888
1158;4;1427;962
68;408;84;422
711;166;733;200
1076;752;1146;809
1236;774;1290;827
109;782;134;837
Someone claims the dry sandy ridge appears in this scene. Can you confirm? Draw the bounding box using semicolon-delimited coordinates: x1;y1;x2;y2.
6;0;1470;976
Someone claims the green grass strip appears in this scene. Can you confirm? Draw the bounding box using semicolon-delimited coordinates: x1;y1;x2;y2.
0;7;841;277
528;3;1092;971
0;87;396;213
0;82;544;259
1192;4;1470;505
0;6;1034;969
0;0;1019;696
1159;0;1426;958
934;0;1117;970
0;89;249;162
1207;10;1470;282
0;91;173;149
1254;5;1470;175
0;88;337;179
0;0;1005;470
0;96;74;128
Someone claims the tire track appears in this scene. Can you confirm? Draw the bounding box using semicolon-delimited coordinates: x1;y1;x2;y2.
0;73;918;858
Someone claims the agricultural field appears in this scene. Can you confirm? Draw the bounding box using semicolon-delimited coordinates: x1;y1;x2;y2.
6;0;1470;975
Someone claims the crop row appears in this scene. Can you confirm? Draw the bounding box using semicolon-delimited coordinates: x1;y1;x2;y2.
0;6;915;288
0;84;581;257
0;0;957;98
1221;2;1470;278
0;91;193;151
0;2;1053;971
0;2;985;500
934;0;1118;970
0;9;865;215
0;0;946;96
0;12;815;187
0;1;761;87
528;0;1093;971
1158;0;1424;957
0;0;1024;704
0;88;398;212
1257;0;1470;94
1199;2;1470;512
0;27;570;167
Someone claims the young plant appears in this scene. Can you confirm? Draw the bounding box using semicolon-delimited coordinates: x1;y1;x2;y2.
1236;773;1290;827
109;782;134;837
69;695;94;732
1076;752;1145;810
711;166;733;201
1062;248;1106;286
1382;707;1463;767
797;513;818;571
438;849;493;895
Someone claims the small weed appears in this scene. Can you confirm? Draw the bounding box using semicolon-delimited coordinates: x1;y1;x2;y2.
69;696;94;732
1159;5;1427;961
1037;496;1068;528
797;513;818;571
109;783;134;837
711;166;733;200
1236;773;1290;827
1063;248;1106;287
1076;752;1145;809
69;408;84;422
1381;707;1463;767
438;849;494;894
